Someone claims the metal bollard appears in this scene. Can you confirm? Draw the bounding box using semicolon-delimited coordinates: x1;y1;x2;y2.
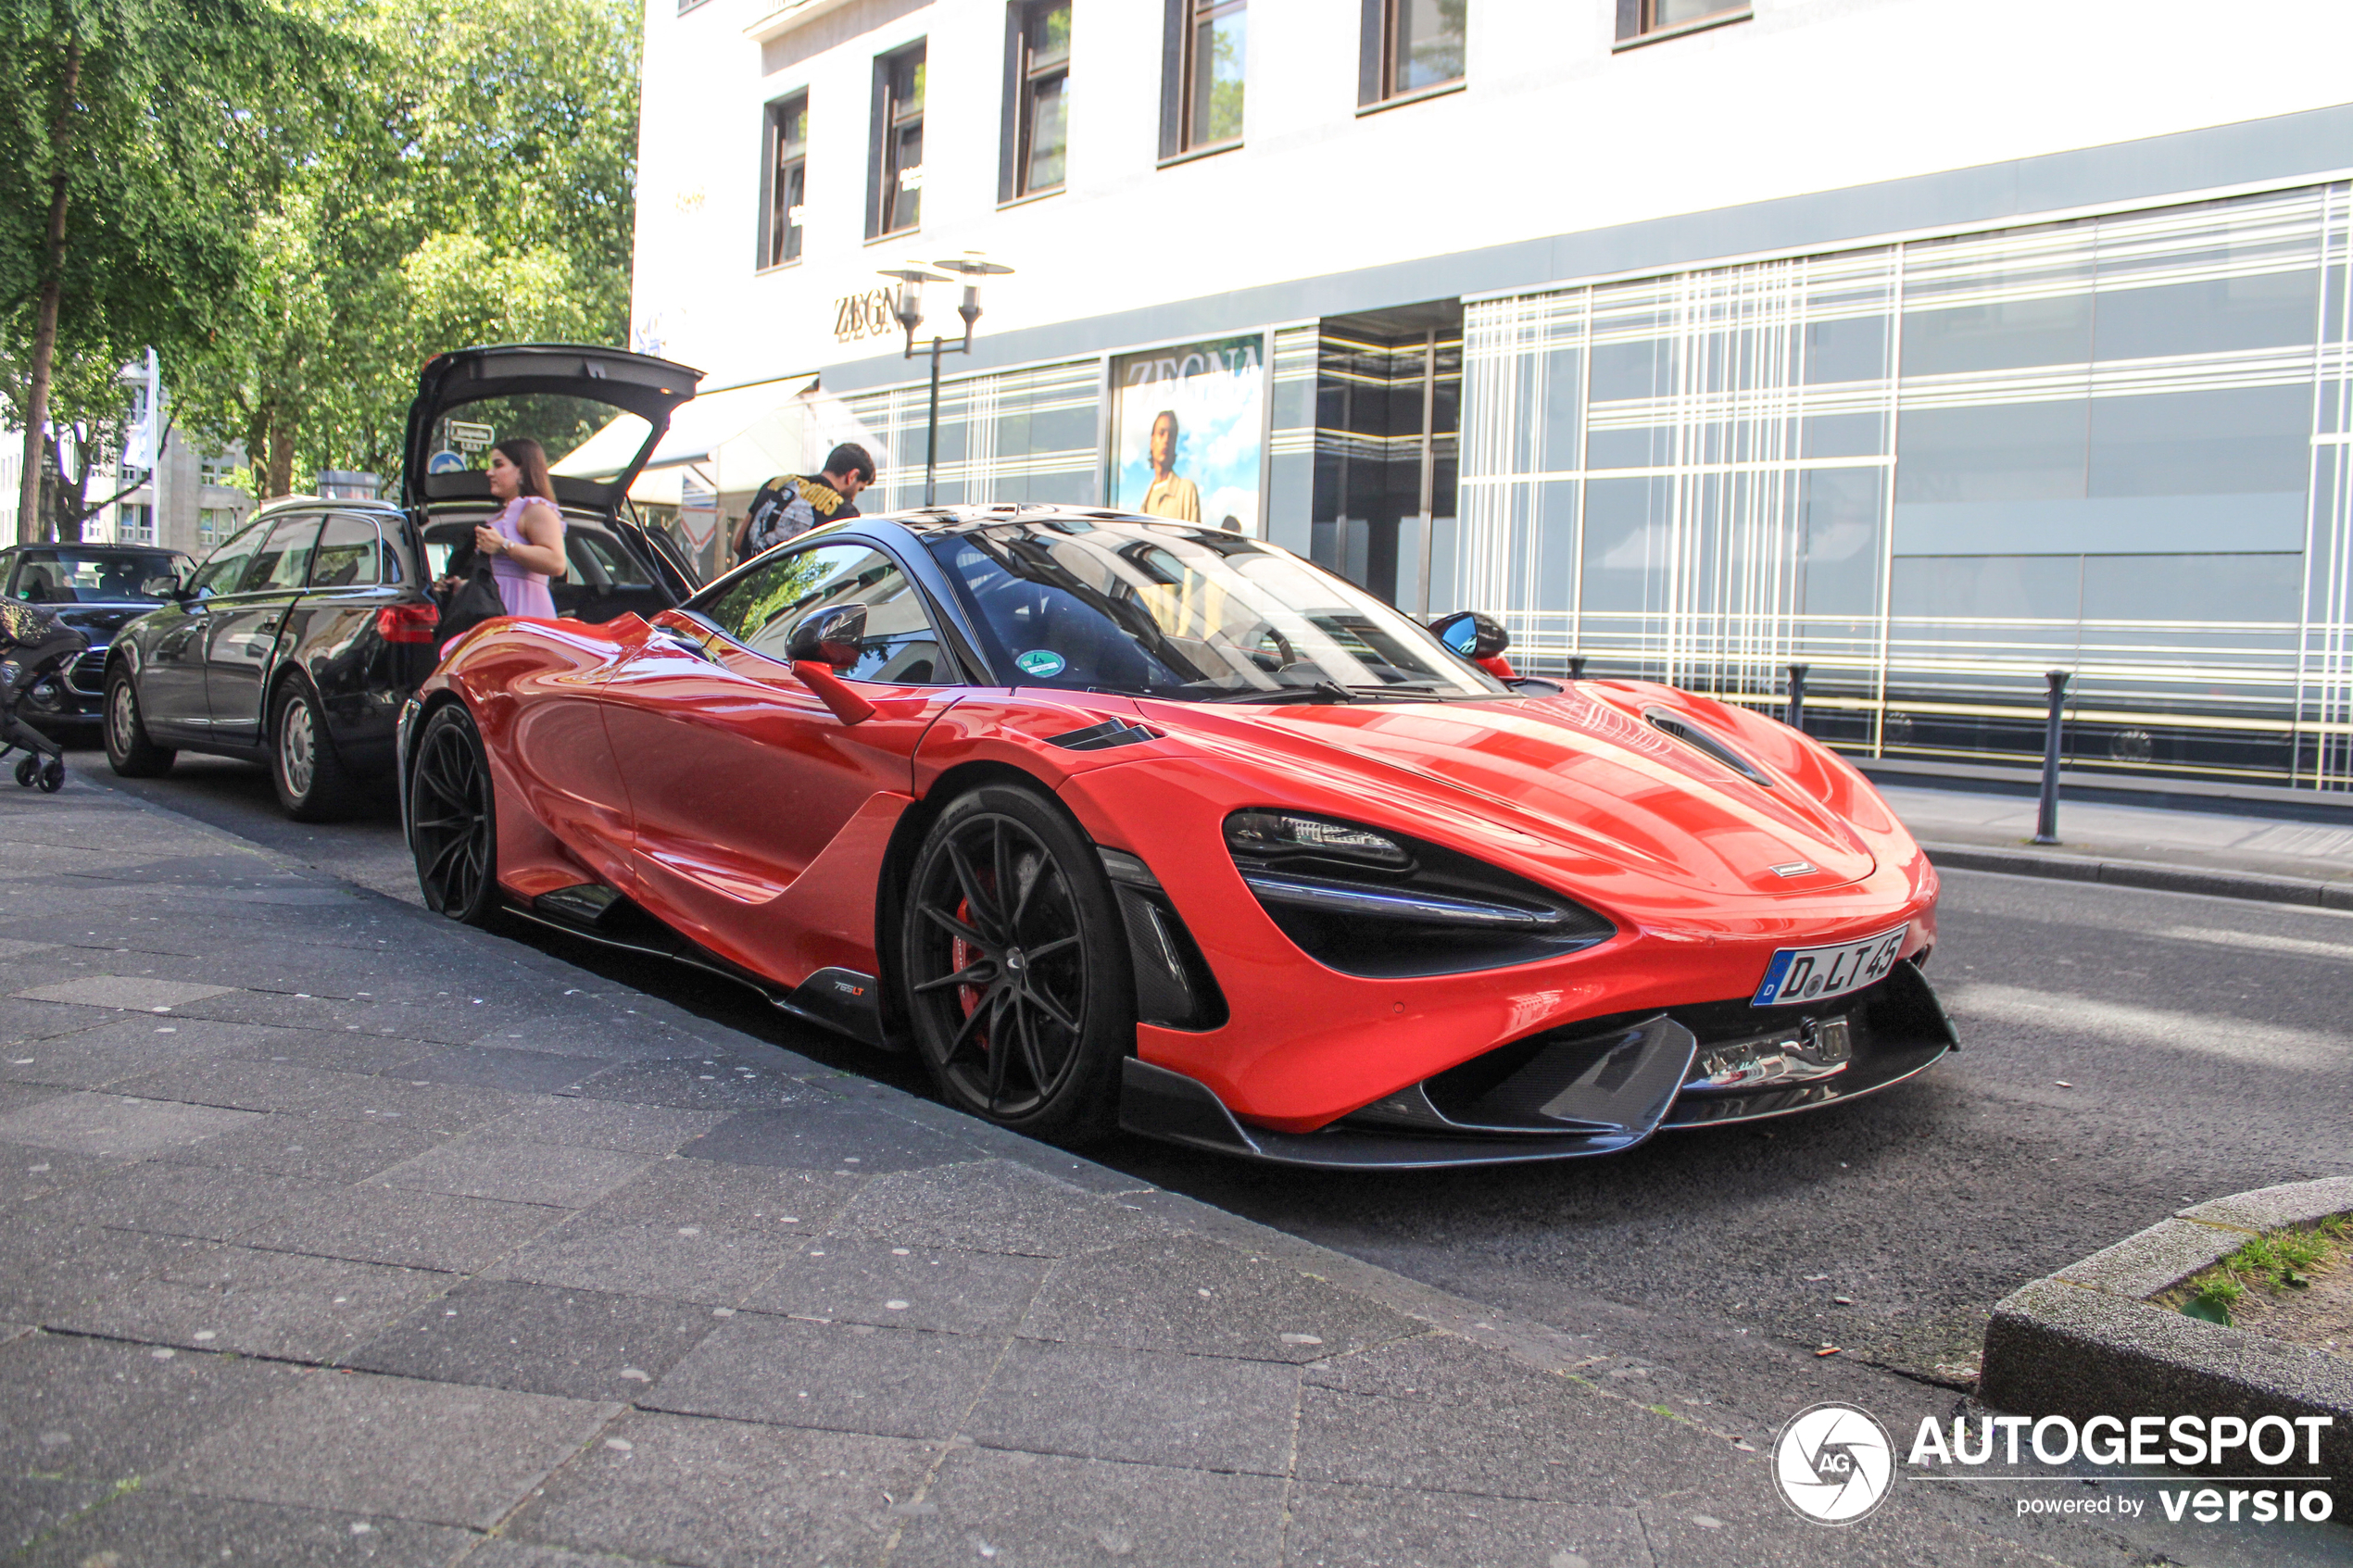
1567;656;1587;681
2032;670;2070;846
1786;663;1809;732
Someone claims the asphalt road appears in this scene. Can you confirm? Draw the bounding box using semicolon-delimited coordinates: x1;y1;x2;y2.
57;744;2353;1467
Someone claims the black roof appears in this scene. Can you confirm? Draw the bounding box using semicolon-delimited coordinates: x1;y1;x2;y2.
2;541;187;556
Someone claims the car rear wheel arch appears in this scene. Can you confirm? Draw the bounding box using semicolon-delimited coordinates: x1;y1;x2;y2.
267;670;360;821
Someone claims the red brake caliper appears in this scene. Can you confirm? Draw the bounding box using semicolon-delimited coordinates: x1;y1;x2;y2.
950;898;987;1053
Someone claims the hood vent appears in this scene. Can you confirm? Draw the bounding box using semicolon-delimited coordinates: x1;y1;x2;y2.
1644;709;1772;786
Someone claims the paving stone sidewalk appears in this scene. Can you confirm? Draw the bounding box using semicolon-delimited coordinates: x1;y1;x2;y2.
0;779;2269;1567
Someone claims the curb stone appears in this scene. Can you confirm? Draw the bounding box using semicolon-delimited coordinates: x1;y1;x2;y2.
1979;1177;2353;1507
1922;842;2353;909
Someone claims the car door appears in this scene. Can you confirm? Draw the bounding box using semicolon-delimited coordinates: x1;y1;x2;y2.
292;512;412;741
203;512;321;744
595;539;960;982
139;521;264;735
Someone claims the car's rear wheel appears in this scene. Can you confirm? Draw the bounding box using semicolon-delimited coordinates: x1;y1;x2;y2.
270;680;359;822
898;784;1134;1144
409;703;499;925
103;667;173;778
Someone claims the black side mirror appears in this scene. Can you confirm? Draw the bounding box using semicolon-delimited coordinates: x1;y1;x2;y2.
1429;609;1510;660
787;603;867;670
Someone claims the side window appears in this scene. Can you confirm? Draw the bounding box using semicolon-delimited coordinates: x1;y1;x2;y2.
242;515;321;593
308;515;384;588
698;544;946;684
8;554;55;601
188;521;269;598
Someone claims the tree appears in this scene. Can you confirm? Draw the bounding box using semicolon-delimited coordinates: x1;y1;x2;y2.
176;0;640;500
0;0;325;541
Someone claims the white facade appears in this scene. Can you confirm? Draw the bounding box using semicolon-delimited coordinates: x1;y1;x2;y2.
630;0;2353;792
636;0;2353;386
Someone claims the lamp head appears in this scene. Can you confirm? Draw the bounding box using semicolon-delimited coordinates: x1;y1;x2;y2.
877;265;950;355
930;255;1013;345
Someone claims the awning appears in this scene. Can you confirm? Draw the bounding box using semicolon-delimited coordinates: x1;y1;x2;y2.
552;376;889;501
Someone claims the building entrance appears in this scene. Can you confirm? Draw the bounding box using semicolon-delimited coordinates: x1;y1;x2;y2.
1306;301;1461;613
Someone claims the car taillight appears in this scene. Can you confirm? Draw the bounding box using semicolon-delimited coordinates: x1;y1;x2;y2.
376;602;439;644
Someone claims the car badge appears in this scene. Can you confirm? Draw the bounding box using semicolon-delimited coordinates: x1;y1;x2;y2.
1768;860;1818;878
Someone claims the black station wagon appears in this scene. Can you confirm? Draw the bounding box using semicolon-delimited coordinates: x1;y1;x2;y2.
103;345;702;819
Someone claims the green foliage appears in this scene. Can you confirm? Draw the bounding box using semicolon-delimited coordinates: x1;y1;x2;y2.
2194;1275;2245;1308
2221;1229;2332;1286
175;0;640;497
2178;1220;2347;1325
0;0;333;534
2181;1286;2233;1326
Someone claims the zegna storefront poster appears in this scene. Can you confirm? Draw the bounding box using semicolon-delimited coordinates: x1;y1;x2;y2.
1109;334;1265;535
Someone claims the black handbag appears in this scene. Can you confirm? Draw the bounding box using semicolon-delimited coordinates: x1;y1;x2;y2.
434;547;507;652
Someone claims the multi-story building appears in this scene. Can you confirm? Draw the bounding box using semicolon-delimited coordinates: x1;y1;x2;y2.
629;0;2353;795
3;360;252;557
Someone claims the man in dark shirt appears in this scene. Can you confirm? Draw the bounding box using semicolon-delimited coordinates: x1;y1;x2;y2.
732;444;875;565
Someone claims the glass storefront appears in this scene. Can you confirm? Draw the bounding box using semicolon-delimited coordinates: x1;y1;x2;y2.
828;180;2353;791
1456;182;2353;791
841;357;1101;512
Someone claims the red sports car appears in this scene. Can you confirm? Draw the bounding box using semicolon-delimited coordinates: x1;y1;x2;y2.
403;507;1954;1167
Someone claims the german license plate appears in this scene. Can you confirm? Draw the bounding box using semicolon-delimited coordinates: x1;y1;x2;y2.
1752;925;1908;1008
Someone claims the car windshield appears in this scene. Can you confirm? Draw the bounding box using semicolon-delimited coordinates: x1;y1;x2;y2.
10;549;187;604
926;517;1508;701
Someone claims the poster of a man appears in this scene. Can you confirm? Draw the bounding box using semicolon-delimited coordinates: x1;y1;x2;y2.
1140;411;1201;521
1111;334;1264;534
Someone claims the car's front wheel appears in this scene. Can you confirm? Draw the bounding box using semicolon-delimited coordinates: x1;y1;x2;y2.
270;680;359;822
103;667;174;778
898;784;1135;1144
408;703;500;925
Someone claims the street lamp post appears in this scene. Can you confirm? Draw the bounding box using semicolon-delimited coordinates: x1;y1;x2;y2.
880;254;1014;508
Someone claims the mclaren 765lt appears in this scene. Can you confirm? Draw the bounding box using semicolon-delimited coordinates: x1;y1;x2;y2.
403;505;1956;1168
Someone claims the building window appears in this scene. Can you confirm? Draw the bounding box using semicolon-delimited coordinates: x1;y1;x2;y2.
117;504;155;544
760;93;808;269
1006;1;1070;201
872;44;925;238
1363;0;1464;106
1615;0;1749;44
1163;0;1244;159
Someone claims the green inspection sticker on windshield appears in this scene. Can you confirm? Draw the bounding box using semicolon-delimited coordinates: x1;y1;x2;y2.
1014;649;1066;678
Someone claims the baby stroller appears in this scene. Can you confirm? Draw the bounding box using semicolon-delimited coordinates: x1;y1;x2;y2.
0;598;89;795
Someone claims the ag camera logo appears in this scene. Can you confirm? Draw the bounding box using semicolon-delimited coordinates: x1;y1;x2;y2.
1774;1401;1895;1524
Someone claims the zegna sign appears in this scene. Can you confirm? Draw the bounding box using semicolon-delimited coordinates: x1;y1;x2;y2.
833;288;898;345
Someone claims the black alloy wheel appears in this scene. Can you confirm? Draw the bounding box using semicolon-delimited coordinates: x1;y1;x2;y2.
270;679;359;822
103;667;174;777
409;703;499;924
899;784;1134;1143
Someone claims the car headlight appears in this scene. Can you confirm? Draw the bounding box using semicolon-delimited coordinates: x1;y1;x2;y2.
1222;809;1412;869
1224;809;1615;978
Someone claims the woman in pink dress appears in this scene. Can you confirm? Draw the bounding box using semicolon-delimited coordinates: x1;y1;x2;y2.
472;438;566;617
